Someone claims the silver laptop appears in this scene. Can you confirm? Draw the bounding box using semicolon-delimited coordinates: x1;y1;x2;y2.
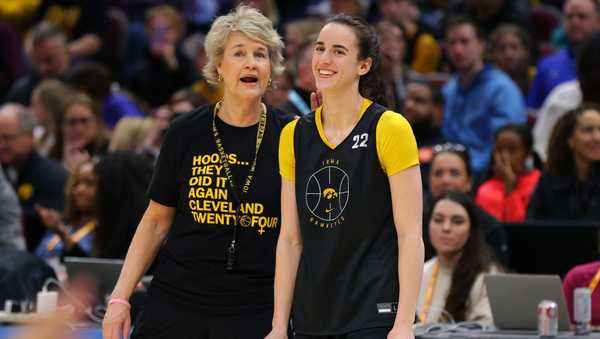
64;257;123;297
484;274;571;332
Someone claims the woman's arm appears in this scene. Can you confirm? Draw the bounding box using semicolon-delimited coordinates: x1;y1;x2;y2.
267;179;303;338
102;200;174;339
389;165;424;339
109;200;174;299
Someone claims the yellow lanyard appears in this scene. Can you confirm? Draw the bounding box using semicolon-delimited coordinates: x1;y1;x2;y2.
47;220;96;252
212;101;267;271
419;258;440;323
589;266;600;294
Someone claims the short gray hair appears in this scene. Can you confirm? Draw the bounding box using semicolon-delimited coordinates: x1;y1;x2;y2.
30;21;66;48
203;6;284;86
0;104;37;133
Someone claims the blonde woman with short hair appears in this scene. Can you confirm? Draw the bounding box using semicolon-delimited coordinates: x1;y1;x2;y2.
102;6;293;339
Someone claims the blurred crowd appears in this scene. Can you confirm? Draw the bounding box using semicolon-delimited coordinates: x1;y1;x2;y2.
0;0;600;329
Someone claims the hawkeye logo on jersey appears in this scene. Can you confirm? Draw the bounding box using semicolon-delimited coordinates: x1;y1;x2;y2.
305;159;349;228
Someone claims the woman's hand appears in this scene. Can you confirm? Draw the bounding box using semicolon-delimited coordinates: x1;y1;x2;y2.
388;324;415;339
102;302;131;339
493;152;517;194
35;205;65;235
264;327;288;339
63;144;90;173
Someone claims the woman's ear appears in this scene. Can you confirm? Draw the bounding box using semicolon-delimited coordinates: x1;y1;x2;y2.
357;57;372;76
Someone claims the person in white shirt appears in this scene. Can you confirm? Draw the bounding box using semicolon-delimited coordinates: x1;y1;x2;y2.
418;191;502;324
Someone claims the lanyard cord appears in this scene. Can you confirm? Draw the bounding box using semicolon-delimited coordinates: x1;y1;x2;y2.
419;258;440;323
47;220;96;252
589;266;600;293
212;101;267;271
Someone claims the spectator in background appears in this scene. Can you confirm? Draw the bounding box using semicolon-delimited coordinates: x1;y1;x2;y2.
93;151;152;259
30;79;71;156
109;117;154;153
563;260;600;326
0;166;25;250
185;33;223;104
307;0;367;18
418;191;501;325
450;0;532;38
378;0;441;73
490;24;535;97
528;104;600;221
264;70;293;109
402;80;444;191
533;30;600;161
418;0;450;38
48;93;109;172
527;0;600;112
181;0;220;34
33;0;107;59
127;5;194;108
442;16;525;178
476;125;542;223
64;62;144;129
426;143;508;264
138;105;173;162
279;39;316;116
35;160;98;277
283;17;324;59
376;20;416;112
0;104;67;251
234;0;279;26
5;22;71;105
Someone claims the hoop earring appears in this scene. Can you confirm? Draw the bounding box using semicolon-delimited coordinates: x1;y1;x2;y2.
268;78;272;87
218;74;223;82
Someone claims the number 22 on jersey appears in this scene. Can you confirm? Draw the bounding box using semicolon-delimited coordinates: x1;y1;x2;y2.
352;133;368;149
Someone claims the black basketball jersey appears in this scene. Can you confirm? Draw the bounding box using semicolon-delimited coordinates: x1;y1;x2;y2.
279;99;419;334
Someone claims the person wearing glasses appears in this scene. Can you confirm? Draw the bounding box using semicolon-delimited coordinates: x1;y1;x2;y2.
425;142;508;264
102;6;292;339
268;14;423;339
48;93;109;173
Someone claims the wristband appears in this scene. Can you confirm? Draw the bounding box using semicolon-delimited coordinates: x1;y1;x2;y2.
108;298;131;308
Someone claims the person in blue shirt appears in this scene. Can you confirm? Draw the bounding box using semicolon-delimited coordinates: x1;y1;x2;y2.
35;159;97;264
442;16;525;179
527;0;600;111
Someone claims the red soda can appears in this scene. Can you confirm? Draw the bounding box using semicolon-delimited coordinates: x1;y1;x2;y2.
538;300;558;337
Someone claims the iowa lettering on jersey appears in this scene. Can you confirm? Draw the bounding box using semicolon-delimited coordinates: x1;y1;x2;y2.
186;153;279;235
351;133;369;149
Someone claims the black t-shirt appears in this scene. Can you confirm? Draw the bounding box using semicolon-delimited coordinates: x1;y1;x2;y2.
147;104;291;315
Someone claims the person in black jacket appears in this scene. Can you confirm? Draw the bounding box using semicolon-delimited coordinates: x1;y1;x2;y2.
528;104;600;221
127;5;194;108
